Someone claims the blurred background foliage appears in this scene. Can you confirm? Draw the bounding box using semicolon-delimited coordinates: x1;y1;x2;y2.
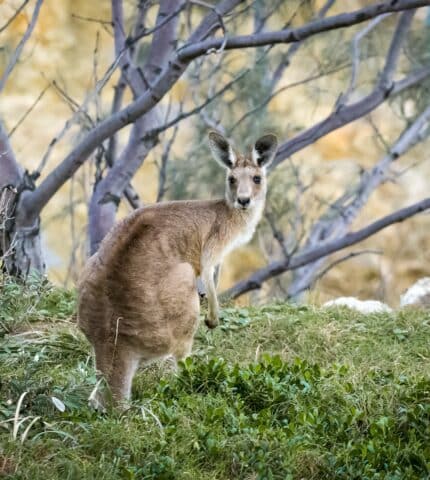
1;0;430;305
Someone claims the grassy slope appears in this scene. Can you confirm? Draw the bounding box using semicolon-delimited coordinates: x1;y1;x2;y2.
0;278;429;479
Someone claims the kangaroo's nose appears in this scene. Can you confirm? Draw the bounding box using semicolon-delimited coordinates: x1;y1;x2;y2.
238;197;250;207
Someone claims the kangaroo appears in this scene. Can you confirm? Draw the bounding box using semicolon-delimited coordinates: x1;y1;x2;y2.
77;131;278;404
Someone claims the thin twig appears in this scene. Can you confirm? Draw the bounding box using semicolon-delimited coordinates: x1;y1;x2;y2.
336;13;391;108
156;125;178;202
0;0;44;93
228;61;351;135
313;249;382;288
131;2;186;45
143;66;251;141
0;0;30;33
8;84;50;137
35;52;122;174
71;13;112;26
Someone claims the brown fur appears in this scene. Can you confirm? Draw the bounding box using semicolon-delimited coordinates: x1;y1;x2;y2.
77;132;278;404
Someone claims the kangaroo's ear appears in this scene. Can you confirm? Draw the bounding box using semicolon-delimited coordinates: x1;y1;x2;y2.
208;131;236;169
252;134;278;168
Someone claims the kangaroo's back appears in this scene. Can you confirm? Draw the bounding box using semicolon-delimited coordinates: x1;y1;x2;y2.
77;209;146;341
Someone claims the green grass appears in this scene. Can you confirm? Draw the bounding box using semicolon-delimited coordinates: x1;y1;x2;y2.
1;278;430;479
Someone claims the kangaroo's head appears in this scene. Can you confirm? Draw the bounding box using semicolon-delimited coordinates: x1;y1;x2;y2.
208;131;278;211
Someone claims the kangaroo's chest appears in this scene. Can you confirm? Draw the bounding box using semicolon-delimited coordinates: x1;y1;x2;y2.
219;207;262;261
199;204;263;270
222;222;256;258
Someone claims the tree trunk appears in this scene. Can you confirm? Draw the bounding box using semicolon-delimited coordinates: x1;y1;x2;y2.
0;123;45;277
7;219;45;276
0;192;45;278
88;0;180;254
1;187;45;277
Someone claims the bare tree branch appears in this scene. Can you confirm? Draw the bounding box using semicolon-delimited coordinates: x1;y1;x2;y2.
111;0;146;95
144;65;251;141
337;13;392;107
131;2;187;45
269;0;336;91
0;0;44;93
304;249;382;294
0;0;30;33
34;52;122;176
88;0;186;253
286;99;430;298
272;62;430;170
19;0;429;220
100;0;148;211
71;13;112;27
8;84;50;137
222;197;430;299
104;74;126;167
284;9;417;297
226;98;430;300
177;0;430;62
0;122;23;189
229;60;350;135
103;0;148;168
156;125;178;202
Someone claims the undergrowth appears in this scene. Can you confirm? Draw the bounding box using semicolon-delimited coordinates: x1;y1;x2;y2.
0;278;429;479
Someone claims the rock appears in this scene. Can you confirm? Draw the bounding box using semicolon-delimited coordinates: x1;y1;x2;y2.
400;277;430;307
323;297;392;314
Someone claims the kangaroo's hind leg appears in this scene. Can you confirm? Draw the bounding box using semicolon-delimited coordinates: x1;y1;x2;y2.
159;262;200;366
93;340;141;406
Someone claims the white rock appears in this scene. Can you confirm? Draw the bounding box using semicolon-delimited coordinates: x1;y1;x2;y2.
400;277;430;307
323;297;392;314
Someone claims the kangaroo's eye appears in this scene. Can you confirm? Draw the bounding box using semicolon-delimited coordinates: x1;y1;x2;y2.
253;175;261;184
228;176;236;185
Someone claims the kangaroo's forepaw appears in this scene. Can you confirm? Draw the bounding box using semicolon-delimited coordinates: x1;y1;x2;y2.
205;315;219;329
88;392;107;413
